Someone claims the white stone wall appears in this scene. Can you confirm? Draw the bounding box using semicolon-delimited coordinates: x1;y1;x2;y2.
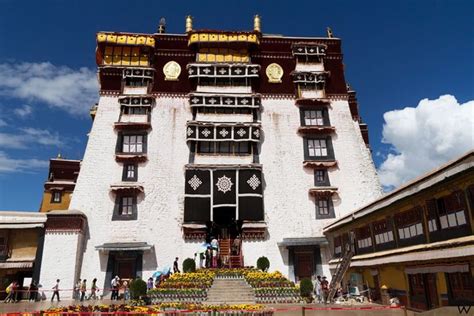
39;231;83;299
43;81;381;285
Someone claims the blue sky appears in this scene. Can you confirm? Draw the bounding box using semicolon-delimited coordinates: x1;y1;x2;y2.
0;0;473;211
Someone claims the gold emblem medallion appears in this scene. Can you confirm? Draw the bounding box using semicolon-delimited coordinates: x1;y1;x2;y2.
266;63;283;83
163;61;181;81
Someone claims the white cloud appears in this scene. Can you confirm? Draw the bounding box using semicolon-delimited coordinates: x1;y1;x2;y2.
378;95;474;189
0;128;63;149
0;118;6;127
0;151;48;173
0;62;98;115
14;104;33;118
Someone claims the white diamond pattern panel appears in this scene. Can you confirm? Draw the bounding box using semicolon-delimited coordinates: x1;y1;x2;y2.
188;175;202;191
247;174;261;190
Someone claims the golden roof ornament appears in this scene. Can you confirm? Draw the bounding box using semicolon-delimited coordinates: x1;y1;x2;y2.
326;27;334;38
57;152;62;159
186;15;193;33
254;14;261;33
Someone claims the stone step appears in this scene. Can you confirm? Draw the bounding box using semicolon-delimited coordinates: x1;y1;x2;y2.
206;277;255;304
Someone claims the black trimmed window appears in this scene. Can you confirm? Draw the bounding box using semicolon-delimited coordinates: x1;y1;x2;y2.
314;169;330;186
112;195;137;221
122;164;138;182
315;197;335;219
197;107;252;115
394;207;426;247
121;106;149;115
356;225;373;254
51;191;62;203
301;109;330;126
304;137;335;160
116;133;147;154
0;231;8;259
196;141;251;155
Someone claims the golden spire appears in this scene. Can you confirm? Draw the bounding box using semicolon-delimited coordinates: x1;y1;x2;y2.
254;14;261;33
57;152;62;159
185;15;193;33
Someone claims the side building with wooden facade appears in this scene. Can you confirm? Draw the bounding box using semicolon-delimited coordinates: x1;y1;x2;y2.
323;150;474;311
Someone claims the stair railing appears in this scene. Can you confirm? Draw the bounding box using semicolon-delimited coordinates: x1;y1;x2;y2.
327;233;355;302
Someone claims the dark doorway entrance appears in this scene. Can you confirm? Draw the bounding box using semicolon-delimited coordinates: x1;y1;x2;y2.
295;251;314;281
408;273;438;310
212;207;240;239
104;251;142;292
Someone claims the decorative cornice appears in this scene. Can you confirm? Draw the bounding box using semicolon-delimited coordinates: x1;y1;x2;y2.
154;52;194;57
327;94;349;101
260;94;295;100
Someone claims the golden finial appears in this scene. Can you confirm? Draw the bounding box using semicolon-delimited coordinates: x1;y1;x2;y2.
326;27;334;38
185;15;193;33
254;14;261;33
57;152;62;159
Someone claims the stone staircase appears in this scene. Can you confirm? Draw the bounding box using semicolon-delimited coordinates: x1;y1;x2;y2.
205;278;256;305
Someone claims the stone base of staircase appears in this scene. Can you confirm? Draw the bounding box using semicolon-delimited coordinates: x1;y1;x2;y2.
205;278;255;305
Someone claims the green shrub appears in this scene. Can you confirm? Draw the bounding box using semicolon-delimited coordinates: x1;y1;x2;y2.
130;278;147;299
182;258;196;273
256;256;270;271
300;278;314;298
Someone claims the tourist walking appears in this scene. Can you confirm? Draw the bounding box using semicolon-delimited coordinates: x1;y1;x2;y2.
28;280;38;302
205;247;211;268
3;281;16;303
80;279;87;301
211;237;219;268
173;257;180;273
321;276;329;304
110;276;119;300
74;279;81;300
232;235;241;255
51;279;61;302
123;280;130;301
313;275;322;303
89;278;98;300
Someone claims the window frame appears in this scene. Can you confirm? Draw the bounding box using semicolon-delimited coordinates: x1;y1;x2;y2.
50;191;62;204
112;195;138;221
314;169;330;186
122;163;138;182
196;141;252;155
315;196;335;219
300;108;330;127
116;132;148;155
304;137;335;161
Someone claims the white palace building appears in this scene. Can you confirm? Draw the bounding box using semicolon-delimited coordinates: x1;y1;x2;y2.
38;16;381;292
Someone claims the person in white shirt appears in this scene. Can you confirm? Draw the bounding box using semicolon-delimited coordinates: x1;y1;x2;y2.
51;279;60;302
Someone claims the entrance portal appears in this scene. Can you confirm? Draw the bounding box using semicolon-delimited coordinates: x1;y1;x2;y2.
211;207;240;239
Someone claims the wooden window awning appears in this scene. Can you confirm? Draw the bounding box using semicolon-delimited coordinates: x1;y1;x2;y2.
115;154;148;163
295;98;331;106
182;223;207;241
292;71;329;84
189;93;261;108
123;68;154;79
95;242;153;252
187;63;260;79
241;221;267;240
309;186;338;196
303;160;338;169
292;43;327;56
110;183;144;194
97;33;155;48
119;96;154;107
186;121;261;142
298;126;336;135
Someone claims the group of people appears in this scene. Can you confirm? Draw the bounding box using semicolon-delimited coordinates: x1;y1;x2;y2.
73;278;98;301
3;280;41;303
109;275;130;301
194;236;241;269
313;275;330;303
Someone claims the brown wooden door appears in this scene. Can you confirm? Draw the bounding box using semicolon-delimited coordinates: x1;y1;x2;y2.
116;258;135;280
425;273;439;309
296;252;313;281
